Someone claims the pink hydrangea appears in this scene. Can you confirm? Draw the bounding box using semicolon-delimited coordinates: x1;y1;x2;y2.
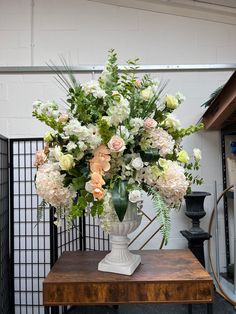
149;127;174;157
35;163;76;209
155;161;188;206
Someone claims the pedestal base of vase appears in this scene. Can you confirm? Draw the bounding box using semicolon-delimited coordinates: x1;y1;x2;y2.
98;235;141;275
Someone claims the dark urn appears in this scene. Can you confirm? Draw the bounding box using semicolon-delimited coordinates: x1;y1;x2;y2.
184;191;211;234
181;191;211;267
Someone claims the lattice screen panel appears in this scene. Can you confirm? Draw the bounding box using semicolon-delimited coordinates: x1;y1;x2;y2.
0;135;11;314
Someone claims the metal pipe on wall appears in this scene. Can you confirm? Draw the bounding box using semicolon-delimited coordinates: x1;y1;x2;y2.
0;64;236;75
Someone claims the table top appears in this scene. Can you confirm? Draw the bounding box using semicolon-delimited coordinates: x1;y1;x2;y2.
43;249;213;306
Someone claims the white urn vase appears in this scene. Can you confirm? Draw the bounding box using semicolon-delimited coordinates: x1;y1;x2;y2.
98;202;142;275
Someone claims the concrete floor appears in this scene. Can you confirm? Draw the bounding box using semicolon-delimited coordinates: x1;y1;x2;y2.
67;292;236;314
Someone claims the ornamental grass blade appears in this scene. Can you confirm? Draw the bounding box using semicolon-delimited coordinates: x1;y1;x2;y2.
111;180;128;222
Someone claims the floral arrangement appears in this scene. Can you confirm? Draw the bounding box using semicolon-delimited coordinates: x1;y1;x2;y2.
33;49;203;244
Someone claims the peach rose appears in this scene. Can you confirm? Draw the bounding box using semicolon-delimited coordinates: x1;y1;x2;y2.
34;150;46;167
144;118;157;129
107;135;126;153
93;188;104;200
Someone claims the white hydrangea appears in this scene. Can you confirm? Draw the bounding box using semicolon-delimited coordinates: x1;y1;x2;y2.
99;192;119;233
107;95;130;126
81;80;106;98
64;119;90;140
129;118;144;135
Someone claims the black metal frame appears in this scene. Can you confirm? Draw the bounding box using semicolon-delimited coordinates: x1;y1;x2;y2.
0;135;11;314
221;127;236;278
8;137;109;314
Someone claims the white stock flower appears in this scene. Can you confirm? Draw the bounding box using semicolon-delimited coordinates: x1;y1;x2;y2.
129;190;142;203
131;157;144;170
193;148;202;161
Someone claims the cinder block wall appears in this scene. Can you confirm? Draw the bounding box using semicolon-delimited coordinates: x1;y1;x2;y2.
0;0;236;267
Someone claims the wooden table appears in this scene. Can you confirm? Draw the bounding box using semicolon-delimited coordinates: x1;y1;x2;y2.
43;250;213;313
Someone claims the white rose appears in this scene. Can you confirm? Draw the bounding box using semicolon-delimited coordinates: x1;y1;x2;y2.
129;190;142;203
140;86;154;101
59;154;75;171
193;148;202;162
131;157;144;170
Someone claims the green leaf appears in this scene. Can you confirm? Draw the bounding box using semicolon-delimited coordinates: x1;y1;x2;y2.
72;177;85;190
140;149;159;162
111;180;128;222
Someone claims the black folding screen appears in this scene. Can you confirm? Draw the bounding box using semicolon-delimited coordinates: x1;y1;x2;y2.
9;138;109;314
0;135;11;314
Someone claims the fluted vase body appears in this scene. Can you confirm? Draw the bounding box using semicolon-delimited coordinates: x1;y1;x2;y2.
98;202;142;275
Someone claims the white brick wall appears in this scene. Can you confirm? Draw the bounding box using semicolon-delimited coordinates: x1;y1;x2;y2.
0;0;236;264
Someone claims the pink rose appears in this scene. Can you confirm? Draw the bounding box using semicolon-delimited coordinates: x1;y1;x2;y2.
58;113;69;123
108;135;126;153
144;117;157;129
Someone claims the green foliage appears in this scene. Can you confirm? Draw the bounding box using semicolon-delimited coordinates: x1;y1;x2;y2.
97;118;115;144
91;200;104;217
32;111;63;133
144;185;171;245
99;49;119;93
153;192;171;246
172;123;204;140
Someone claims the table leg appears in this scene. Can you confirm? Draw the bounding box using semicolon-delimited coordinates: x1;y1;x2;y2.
188;304;193;314
207;303;213;314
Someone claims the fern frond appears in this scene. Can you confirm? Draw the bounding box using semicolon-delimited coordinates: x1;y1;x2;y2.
153;192;171;245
